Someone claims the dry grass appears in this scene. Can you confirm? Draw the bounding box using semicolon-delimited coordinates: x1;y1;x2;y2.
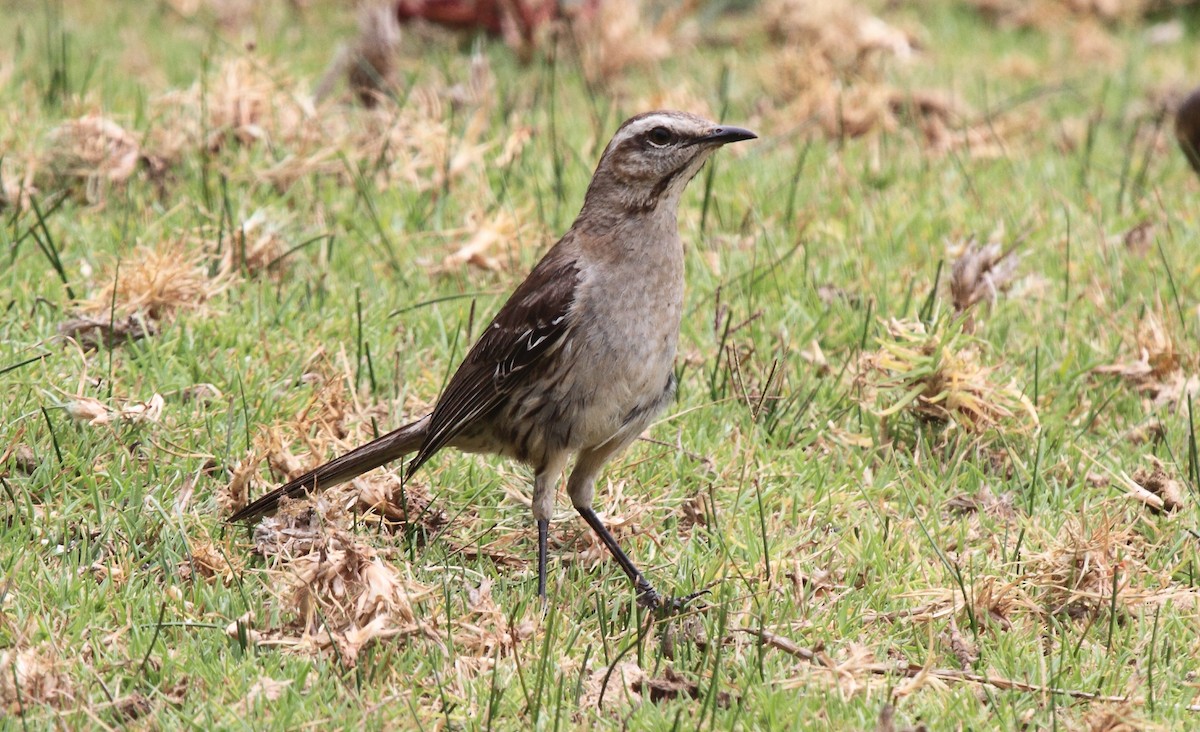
763;0;916;138
1093;307;1199;410
967;0;1192;29
0;645;74;713
79;240;228;323
217;209;293;279
40;115;146;203
238;533;432;666
64;392;165;426
1027;508;1188;617
855;317;1039;434
440;207;542;272
571;0;681;83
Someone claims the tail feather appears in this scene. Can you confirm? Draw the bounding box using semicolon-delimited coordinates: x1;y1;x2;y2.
227;416;429;522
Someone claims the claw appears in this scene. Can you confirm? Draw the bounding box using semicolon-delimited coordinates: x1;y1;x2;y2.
634;580;710;616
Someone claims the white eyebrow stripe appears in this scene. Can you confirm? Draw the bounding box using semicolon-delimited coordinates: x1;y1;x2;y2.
610;114;684;146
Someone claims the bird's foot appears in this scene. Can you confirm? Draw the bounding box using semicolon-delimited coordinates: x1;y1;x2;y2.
635;580;710;616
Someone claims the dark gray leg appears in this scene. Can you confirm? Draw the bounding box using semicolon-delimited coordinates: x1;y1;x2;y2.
537;518;549;599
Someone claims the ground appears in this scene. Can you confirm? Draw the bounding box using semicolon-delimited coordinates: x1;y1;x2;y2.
2;0;1200;728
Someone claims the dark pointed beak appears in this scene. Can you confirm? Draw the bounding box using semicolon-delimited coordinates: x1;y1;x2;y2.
693;125;757;146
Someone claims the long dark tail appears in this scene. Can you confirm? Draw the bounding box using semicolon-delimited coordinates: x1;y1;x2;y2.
227;415;430;522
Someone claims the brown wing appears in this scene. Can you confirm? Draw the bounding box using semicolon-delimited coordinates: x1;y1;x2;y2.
405;244;581;477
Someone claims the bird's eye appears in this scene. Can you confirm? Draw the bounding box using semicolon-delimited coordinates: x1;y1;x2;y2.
647;126;673;146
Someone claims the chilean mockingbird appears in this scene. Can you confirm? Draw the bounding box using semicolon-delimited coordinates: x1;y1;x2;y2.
230;110;756;609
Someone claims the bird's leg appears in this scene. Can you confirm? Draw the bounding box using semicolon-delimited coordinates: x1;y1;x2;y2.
568;445;685;611
537;518;549;599
574;504;662;608
531;455;567;601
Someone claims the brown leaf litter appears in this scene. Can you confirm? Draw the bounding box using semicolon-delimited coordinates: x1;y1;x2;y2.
761;1;1041;152
577;658;734;714
1120;219;1156;257
217;361;394;520
179;538;243;585
1092;307;1199;410
238;524;432;665
57;314;158;349
147;53;501;194
1122;462;1185;514
39;114;165;204
763;0;917;139
570;0;683;84
355;476;448;533
0;644;74;713
440;207;542;273
948;236;1022;329
64;393;165;426
967;0;1175;30
452;578;535;658
237;516;536;670
1028;508;1194;618
949;239;1021;311
854;317;1039;434
1;440;38;477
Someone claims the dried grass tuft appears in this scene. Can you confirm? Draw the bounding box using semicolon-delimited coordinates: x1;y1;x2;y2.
181;539;242;584
441;207;540;272
356;476;448;532
1029;510;1154;617
855;317;1038;434
41;115;150;203
0;645;74;712
451;579;535;657
764;0;917;138
80;240;229;323
151;56;319;156
242;525;432;665
1081;702;1148;732
764;0;914;59
1128;463;1185;514
0;156;38;211
571;0;680;83
1093;307;1198;409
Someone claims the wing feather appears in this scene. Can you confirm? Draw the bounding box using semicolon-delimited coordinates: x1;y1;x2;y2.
406;245;581;476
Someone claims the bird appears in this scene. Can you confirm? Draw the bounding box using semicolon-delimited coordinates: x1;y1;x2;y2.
1177;85;1200;176
229;110;756;609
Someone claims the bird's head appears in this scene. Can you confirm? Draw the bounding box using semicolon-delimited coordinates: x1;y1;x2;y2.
581;110;756;217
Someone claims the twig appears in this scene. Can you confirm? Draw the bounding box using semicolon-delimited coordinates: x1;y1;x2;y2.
737;628;1200;710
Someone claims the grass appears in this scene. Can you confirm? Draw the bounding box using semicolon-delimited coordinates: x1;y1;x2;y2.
3;0;1200;728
